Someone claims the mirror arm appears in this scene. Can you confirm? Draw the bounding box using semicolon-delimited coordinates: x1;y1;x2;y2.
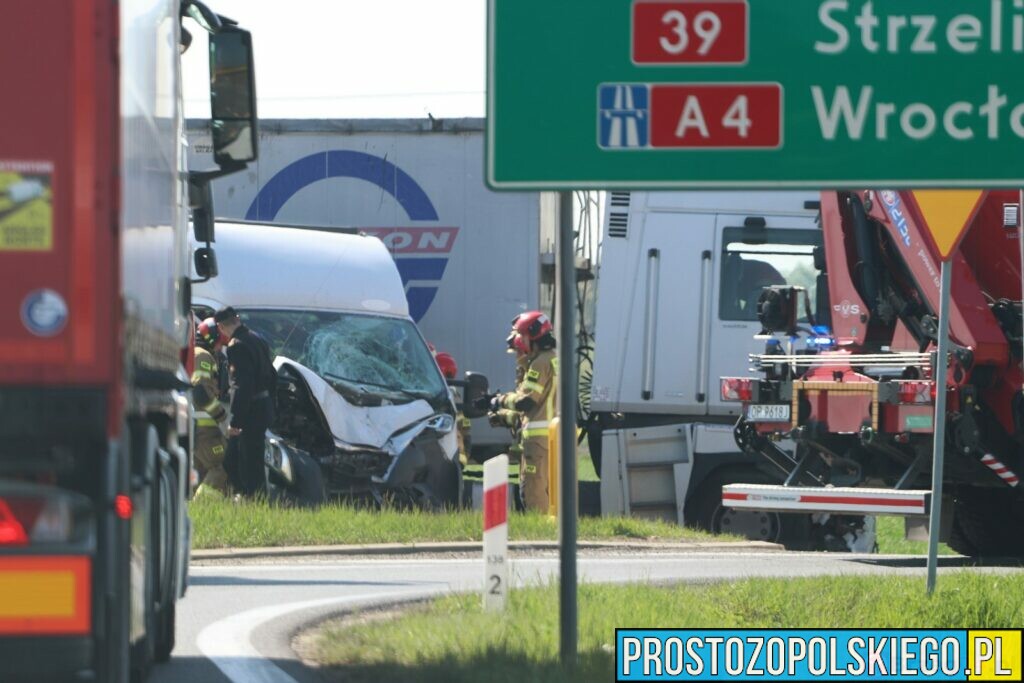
188;162;247;186
180;0;223;34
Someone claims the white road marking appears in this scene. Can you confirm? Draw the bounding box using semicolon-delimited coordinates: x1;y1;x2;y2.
196;589;433;683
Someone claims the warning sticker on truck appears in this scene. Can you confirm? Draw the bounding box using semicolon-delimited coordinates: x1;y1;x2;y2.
0;160;53;251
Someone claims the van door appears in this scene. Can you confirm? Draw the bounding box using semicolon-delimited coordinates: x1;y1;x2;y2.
706;215;823;418
609;210;717;416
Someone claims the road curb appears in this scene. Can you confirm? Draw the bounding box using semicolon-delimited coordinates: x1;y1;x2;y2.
192;539;783;560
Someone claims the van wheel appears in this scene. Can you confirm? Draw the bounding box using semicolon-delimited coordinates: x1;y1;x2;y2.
424;459;462;510
686;469;809;548
279;450;326;508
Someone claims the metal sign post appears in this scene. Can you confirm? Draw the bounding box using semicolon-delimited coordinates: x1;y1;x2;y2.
926;261;953;595
557;191;578;666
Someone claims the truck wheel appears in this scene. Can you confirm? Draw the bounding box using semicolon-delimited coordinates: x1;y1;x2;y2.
130;425;160;683
154;463;178;663
686;470;809;548
948;490;1024;558
154;602;176;663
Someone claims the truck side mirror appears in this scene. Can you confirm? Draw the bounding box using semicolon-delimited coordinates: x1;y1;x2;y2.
194;247;219;281
209;26;257;166
461;372;491;419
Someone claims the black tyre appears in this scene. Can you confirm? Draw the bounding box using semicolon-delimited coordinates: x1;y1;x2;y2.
285;449;327;508
154;452;178;664
686;469;810;548
948;490;1024;558
130;425;160;683
425;458;463;510
154;602;176;663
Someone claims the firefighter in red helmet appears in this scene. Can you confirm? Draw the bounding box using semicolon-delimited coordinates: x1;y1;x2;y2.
433;350;473;468
487;311;558;511
192;317;231;495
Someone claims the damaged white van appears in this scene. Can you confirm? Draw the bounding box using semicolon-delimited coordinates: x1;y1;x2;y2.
192;222;461;508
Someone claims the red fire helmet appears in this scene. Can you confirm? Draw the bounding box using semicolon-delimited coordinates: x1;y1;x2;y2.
434;351;457;380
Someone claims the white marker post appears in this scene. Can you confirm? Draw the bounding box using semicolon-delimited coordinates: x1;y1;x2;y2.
483;454;509;611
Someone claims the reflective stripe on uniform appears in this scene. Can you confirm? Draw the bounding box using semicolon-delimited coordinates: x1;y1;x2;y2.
196;418;218;427
192;370;212;381
198;398;221;413
523;420;550;438
521;380;544;393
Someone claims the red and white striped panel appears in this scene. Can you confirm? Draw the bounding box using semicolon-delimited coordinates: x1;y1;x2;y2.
722;484;930;516
980;454;1020;487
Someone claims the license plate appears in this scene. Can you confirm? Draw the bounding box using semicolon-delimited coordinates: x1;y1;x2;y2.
747;404;791;422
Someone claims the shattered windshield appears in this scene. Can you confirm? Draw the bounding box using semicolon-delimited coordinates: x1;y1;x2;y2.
239;309;446;401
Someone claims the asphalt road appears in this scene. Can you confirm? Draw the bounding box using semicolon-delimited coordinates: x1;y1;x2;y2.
149;550;1023;683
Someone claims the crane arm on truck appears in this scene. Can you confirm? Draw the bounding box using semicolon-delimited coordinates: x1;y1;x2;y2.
721;190;1024;557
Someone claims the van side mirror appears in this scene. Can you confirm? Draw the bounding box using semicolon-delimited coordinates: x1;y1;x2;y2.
461;372;491;419
209;26;257;166
194;247;219;281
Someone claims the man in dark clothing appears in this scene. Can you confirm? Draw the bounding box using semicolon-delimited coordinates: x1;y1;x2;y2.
214;306;277;497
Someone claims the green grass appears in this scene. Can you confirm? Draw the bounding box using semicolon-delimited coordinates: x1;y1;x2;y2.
876;515;955;555
309;574;1024;683
189;495;726;549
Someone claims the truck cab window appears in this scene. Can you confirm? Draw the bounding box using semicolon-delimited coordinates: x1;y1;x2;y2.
719;228;822;322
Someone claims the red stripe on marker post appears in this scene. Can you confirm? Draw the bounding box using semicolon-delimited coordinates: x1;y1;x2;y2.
483;484;508;532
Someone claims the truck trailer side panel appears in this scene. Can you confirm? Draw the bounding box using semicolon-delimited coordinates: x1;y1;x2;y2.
0;0;119;392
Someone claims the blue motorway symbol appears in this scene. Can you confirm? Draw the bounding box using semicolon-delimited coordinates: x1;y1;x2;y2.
599;84;649;149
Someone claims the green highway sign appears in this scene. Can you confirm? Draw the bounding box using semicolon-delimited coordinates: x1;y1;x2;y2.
486;0;1024;189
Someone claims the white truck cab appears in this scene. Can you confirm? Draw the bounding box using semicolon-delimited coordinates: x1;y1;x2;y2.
193;222;461;507
589;191;827;545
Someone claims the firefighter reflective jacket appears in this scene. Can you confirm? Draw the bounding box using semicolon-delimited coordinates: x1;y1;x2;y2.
192;346;226;427
499;349;558;440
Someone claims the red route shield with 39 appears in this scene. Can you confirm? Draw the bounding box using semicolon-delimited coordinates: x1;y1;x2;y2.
650;83;782;148
633;0;748;65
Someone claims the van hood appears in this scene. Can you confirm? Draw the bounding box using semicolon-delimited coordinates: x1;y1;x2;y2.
274;357;434;451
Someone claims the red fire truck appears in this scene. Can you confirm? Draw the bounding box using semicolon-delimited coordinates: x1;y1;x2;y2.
0;1;257;679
